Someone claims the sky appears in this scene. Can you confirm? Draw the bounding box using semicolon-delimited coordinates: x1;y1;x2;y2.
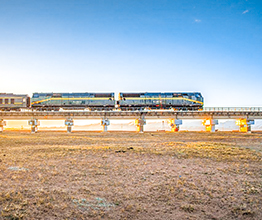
0;0;261;107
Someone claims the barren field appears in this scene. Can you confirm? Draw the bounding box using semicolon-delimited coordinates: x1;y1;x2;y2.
0;131;261;220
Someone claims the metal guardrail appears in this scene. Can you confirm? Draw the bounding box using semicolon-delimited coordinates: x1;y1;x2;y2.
203;107;262;112
8;107;262;112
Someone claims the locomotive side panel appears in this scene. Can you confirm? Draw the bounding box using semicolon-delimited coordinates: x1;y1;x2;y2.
31;92;115;110
119;92;204;110
118;93;146;109
162;92;203;110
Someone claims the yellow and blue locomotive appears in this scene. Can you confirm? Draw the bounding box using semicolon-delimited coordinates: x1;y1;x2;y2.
118;92;203;110
31;92;115;110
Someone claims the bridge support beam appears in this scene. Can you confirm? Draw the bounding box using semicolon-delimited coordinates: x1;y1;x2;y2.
101;118;110;132
135;118;146;133
0;119;6;132
168;119;182;132
65;119;74;133
202;119;218;132
28;119;39;133
236;119;254;133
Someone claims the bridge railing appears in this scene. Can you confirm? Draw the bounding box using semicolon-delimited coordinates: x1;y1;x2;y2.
203;107;262;112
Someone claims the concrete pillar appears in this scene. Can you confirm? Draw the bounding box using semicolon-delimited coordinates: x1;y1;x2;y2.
202;119;218;132
135;118;146;133
101;118;110;132
168;119;182;132
65;119;74;133
236;119;254;133
28;119;39;133
0;119;6;132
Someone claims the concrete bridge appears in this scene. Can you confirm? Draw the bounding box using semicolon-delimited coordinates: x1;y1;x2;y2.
0;107;261;133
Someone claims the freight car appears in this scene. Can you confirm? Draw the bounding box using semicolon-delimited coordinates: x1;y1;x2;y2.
118;92;204;110
0;93;30;111
31;92;115;111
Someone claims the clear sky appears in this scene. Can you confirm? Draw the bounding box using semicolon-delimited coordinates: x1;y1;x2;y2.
0;0;261;107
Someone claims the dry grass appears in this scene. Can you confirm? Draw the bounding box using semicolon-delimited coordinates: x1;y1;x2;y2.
0;131;261;219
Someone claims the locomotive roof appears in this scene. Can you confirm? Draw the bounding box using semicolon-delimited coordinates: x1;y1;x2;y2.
120;92;202;96
0;93;28;97
32;92;114;96
33;92;115;98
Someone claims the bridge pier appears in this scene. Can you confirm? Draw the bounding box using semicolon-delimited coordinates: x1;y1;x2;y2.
0;119;6;132
101;118;110;132
168;119;182;132
28;119;39;133
65;119;74;133
135;117;146;133
202;119;218;132
236;119;254;133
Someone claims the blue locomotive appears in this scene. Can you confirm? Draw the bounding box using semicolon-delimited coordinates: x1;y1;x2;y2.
118;92;204;110
31;92;115;110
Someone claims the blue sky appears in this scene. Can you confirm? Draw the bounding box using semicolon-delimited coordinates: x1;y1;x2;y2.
0;0;261;106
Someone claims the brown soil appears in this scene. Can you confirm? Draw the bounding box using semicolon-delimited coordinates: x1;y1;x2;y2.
0;131;261;219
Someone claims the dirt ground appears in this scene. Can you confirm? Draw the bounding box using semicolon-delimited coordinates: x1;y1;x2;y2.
0;131;261;220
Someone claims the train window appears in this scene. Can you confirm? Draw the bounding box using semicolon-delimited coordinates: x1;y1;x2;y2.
11;99;15;104
95;93;111;97
5;99;8;104
32;94;39;98
52;93;62;98
123;93;141;97
0;99;2;104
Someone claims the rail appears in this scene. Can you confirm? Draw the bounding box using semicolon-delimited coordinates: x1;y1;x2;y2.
203;107;262;112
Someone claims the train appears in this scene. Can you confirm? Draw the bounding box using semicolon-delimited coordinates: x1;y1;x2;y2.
0;92;204;111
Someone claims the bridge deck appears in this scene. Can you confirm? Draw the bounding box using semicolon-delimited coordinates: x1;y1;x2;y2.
0;109;262;120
